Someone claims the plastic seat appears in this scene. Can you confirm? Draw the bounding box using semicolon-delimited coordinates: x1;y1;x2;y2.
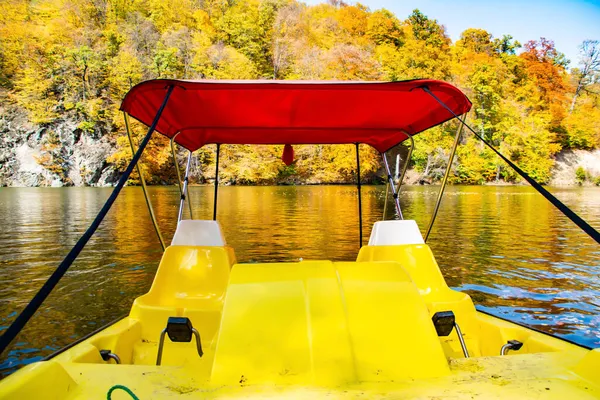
130;245;236;343
171;220;227;247
368;220;425;245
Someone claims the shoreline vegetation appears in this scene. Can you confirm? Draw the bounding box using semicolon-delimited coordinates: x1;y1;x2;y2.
0;1;598;188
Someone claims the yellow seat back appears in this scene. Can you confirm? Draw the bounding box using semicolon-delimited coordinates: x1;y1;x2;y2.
141;245;234;307
357;244;480;356
357;244;448;297
130;245;236;343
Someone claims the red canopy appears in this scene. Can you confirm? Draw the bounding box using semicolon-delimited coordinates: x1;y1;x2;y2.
120;79;471;153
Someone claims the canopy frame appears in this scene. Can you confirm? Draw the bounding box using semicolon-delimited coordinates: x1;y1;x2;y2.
214;144;220;221
356;143;362;248
424;118;465;242
4;79;599;363
381;152;403;220
120;79;473;154
171;132;194;221
124;112;165;250
178;151;194;222
382;133;414;221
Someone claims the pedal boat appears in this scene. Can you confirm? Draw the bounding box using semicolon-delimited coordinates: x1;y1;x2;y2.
0;80;598;399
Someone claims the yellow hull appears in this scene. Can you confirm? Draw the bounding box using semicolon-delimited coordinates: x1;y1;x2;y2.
1;243;599;399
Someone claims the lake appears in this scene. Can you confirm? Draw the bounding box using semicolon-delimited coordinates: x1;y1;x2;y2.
0;185;599;377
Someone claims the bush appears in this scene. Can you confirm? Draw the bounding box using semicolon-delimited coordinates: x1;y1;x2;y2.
575;166;587;185
77;120;95;134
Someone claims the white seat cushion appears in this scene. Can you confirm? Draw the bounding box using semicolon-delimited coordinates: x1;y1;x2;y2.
368;220;424;246
171;220;226;247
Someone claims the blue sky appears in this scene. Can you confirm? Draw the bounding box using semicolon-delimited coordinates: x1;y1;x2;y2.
303;0;600;68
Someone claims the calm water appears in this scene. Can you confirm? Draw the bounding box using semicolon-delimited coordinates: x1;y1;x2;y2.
0;185;599;377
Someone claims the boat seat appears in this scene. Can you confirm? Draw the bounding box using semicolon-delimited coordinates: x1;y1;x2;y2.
368;220;425;245
211;260;449;385
171;220;227;247
357;243;480;357
130;245;236;343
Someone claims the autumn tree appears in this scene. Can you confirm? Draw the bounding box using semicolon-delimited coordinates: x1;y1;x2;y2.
520;38;569;110
457;28;494;55
366;9;403;47
570;40;600;112
1;0;598;186
271;3;306;78
377;9;451;81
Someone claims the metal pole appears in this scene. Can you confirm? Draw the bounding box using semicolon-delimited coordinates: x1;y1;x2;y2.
156;329;167;365
192;328;204;358
382;152;403;220
382;183;390;220
213;144;220;221
424;120;464;242
170;133;193;220
454;323;470;358
170;133;184;195
397;133;415;190
356;143;363;248
185;162;193;220
124;112;165;251
383;133;414;221
178;151;193;222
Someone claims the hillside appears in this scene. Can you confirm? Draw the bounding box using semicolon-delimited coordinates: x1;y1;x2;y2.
0;0;598;186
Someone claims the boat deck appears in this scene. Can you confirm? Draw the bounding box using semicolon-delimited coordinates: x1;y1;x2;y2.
10;347;600;399
1;239;599;399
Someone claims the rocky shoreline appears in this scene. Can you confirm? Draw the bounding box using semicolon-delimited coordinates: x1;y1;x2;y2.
0;98;118;187
1;101;599;188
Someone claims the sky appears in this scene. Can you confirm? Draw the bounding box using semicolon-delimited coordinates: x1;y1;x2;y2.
303;0;600;68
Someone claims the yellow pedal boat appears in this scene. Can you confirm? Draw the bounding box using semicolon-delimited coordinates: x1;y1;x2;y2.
1;80;598;399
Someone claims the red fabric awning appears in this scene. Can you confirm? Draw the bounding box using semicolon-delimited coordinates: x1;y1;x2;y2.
120;79;471;153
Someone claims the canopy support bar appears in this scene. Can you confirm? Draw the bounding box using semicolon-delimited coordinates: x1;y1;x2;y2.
171;133;193;220
213;144;220;221
381;152;403;220
425;120;464;242
0;85;175;356
397;133;415;193
178;151;193;222
170;133;184;197
422;86;600;245
171;133;185;218
124;113;165;250
382;183;389;220
384;133;414;220
356;143;363;248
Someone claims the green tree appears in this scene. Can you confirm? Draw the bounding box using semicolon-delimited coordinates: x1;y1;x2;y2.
366;9;403;47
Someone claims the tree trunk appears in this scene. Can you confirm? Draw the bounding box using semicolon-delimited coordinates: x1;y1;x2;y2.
82;65;87;101
569;80;583;114
423;154;432;177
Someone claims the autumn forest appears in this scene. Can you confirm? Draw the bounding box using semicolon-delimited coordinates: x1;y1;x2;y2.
0;0;599;185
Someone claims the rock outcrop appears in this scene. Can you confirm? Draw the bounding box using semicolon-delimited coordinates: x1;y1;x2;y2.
550;149;600;186
0;94;117;187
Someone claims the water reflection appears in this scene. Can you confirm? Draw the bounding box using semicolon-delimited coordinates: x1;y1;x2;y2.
0;185;599;377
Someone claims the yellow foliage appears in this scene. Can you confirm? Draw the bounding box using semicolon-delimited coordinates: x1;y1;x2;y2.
336;4;368;38
1;0;598;186
565;99;600;149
